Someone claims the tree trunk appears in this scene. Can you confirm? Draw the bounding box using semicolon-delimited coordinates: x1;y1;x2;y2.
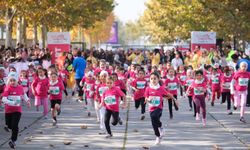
5;8;15;48
21;17;27;47
41;24;47;48
33;23;38;44
16;16;22;46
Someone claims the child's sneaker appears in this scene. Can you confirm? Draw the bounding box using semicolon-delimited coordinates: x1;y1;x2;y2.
105;134;113;138
240;117;246;123
202;118;206;127
196;113;200;121
52;119;57;126
140;114;145;120
158;127;165;138
155;137;161;145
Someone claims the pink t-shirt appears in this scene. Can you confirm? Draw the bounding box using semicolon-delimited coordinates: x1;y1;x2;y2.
2;85;24;113
177;71;187;86
144;86;169;112
164;76;179;95
96;83;108;103
131;78;147;100
94;68;112;76
220;73;233;92
19;77;29;88
102;86;125;112
189;78;207;96
84;78;95;99
32;77;49;98
60;70;69;83
49;80;65;100
114;80;126;90
185;78;194;96
118;73;127;83
209;74;221;90
233;71;250;91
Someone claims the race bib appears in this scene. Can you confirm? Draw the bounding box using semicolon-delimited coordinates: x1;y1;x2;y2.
99;87;108;96
212;77;219;84
21;79;28;86
86;84;92;90
168;82;177;90
149;96;161;107
180;75;187;81
104;95;116;105
223;82;231;89
136;81;146;89
49;86;60;95
239;78;248;86
194;87;204;95
186;80;193;86
8;96;21;106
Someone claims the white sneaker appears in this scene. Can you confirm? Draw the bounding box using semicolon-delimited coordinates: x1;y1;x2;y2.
195;113;200;121
158;127;165;138
155;137;161;145
202;118;206;127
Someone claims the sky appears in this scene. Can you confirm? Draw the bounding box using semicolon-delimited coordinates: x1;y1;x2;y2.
114;0;148;23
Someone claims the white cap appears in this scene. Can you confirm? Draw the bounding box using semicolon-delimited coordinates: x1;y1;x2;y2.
8;72;18;81
100;70;108;76
86;71;94;77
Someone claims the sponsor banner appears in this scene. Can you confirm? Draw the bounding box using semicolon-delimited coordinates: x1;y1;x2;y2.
47;32;70;64
191;31;216;50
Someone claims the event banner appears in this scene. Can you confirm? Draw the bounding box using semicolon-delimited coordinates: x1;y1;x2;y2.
191;31;216;51
47;32;70;64
107;22;118;44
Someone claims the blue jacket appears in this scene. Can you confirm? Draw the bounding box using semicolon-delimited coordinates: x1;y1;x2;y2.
73;57;87;79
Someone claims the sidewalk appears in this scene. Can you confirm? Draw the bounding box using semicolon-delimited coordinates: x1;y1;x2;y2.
0;96;249;150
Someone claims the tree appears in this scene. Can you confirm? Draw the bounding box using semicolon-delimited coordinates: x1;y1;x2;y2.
140;0;250;48
0;0;115;48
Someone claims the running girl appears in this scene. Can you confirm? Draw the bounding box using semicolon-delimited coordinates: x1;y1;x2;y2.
145;72;177;145
48;72;65;126
187;70;207;127
100;76;126;138
2;72;31;149
231;62;250;123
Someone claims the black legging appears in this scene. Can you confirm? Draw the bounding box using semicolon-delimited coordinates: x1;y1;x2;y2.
150;108;162;137
247;80;250;106
75;79;83;97
188;96;197;116
135;97;146;114
168;95;178;118
5;112;21;142
104;109;119;135
222;92;231;110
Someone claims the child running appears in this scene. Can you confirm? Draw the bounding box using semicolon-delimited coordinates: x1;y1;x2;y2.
48;72;65;126
131;69;147;120
96;71;109;134
231;62;250;123
145;72;177;145
2;72;31;149
164;67;179;119
99;76;126;138
31;68;49;117
210;68;221;106
220;66;233;115
187;70;208;127
185;69;196;116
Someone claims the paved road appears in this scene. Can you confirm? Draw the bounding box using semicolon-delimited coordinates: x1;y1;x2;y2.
0;95;250;150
